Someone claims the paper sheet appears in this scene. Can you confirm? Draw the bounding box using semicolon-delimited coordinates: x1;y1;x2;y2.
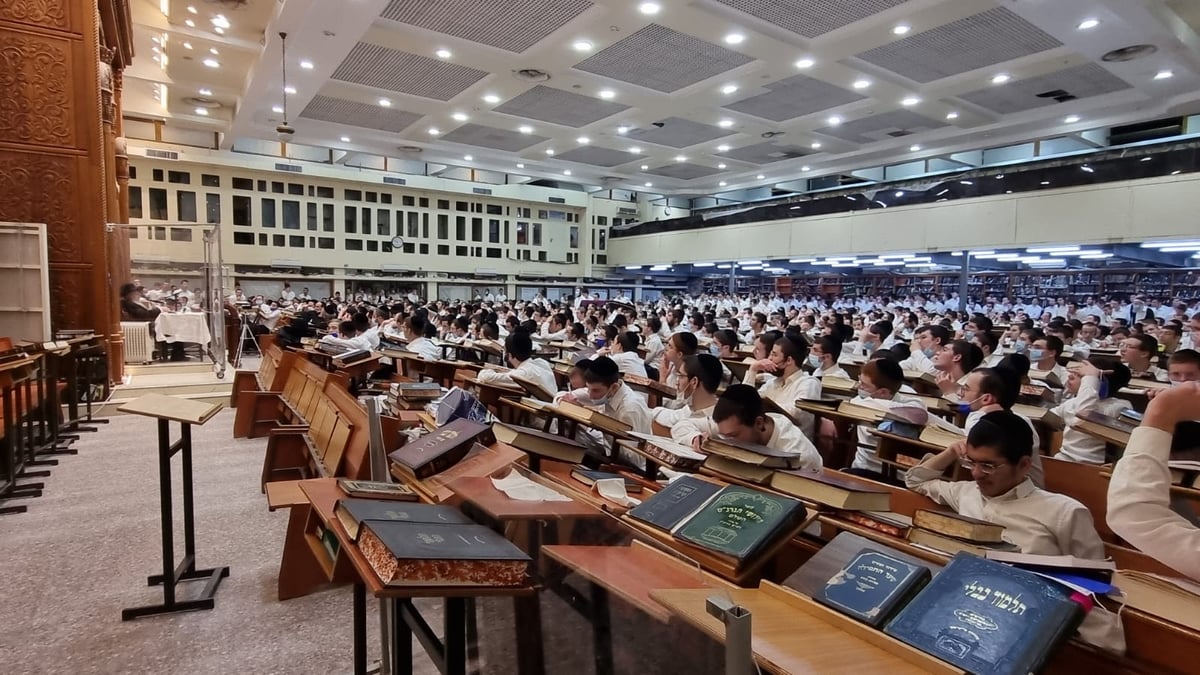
491;471;572;502
594;478;641;507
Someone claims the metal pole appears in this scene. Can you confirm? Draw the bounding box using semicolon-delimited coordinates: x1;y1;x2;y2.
959;250;970;314
706;596;754;675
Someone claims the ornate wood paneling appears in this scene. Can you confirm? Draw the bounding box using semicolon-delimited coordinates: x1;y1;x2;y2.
0;31;74;147
0;0;71;31
47;263;89;329
0;151;82;262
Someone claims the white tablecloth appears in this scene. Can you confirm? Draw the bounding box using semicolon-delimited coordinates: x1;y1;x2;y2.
154;313;211;347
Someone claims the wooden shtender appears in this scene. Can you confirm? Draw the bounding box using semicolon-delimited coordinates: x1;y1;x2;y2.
118;393;221;426
650;583;961;675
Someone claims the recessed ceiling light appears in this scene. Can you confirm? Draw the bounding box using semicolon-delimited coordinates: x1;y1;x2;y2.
827;115;843;126
185;19;195;27
852;79;871;89
810;142;822;149
214;26;225;35
617;125;630;134
577;136;590;144
195;107;208;116
518;125;533;134
462;156;474;163
545;148;555;155
483;93;501;103
378;98;391;107
718;181;727;187
724;33;745;45
892;24;911;35
946;111;959;120
199;88;212;96
211;14;230;29
717;144;730;152
428;128;440;135
209;47;219;55
452;112;468;121
718;119;734;128
435;48;452;59
644;182;653;187
640;164;649;170
901;96;920;106
1154;70;1174;80
340;136;350;143
563;169;572;175
794;58;815;69
1063;114;1081;123
909;144;921;151
152;46;160;54
187;5;197;13
991;73;1011;85
629;146;642;153
182;42;193;50
717;163;727;169
598;89;615;99
674;155;687;162
284;85;296;94
516;163;525;169
271;105;283;113
572;39;593;52
300;59;314;70
638;2;660;15
756;174;765;180
202;58;219;68
1077;18;1100;30
721;84;738;94
801;165;811;171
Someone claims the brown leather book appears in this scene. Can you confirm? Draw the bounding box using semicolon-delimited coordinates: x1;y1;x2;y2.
913;509;1004;543
769;470;891;511
701;435;803;469
493;422;588;464
556;400;632;435
388;418;489;479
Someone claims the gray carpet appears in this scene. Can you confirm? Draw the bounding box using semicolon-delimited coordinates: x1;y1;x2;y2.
0;410;726;674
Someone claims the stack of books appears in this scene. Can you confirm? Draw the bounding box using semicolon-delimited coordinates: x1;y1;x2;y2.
387;381;442;412
700;436;805;485
388;418;490;480
905;509;1018;556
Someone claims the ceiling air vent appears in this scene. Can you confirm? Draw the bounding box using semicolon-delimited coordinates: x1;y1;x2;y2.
514;69;551;82
761;131;785;139
886;130;912;137
396;145;423;154
1102;44;1158;62
274;163;302;173
144;148;179;160
382;176;407;186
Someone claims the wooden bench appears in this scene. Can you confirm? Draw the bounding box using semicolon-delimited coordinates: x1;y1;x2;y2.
236;355;327;439
231;344;298;437
261;394;355;489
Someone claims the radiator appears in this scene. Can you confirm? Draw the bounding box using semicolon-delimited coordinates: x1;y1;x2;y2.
121;321;156;364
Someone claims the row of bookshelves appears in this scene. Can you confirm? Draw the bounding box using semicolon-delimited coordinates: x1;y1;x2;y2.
699;269;1200;300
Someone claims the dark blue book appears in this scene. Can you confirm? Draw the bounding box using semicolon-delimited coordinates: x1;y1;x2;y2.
626;475;721;532
334;498;471;541
816;548;932;627
884;553;1082;675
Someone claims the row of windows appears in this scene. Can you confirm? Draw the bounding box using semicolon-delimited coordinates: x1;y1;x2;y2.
226;232;556;260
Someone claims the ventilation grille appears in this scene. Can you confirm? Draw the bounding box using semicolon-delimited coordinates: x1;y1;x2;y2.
332;42;488;101
573;24;754;93
145;148;179;160
380;0;592;53
494;85;629;128
617;207;638;215
383;176;407;185
275;163;302;173
473;187;493;195
714;0;907;39
548;197;567;204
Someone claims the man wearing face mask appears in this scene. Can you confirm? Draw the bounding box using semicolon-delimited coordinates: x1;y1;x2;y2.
899;325;949;375
711;384;823;471
846;320;892;359
1145;349;1200;400
808;336;849;378
959;367;1044;487
746;337;822;438
933;339;984;395
476;329;558;395
1028;336;1069;385
657;354;723;445
848;358;928;477
578;356;652;435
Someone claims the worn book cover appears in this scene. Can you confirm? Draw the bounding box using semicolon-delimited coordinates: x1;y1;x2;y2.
570;467;644;493
914;509;1005;543
769;469;891;511
817;548;932;627
390;382;442;400
838;510;913;538
388;417;489;478
627;432;706;471
907;528;1019;557
885;553;1082;675
626;475;722;532
493;422;589;464
674;485;806;563
702;454;776;485
333;498;471;541
358;521;530;587
701;435;802;469
336;479;418;503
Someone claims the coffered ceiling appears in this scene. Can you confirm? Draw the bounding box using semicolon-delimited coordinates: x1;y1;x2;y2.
123;0;1200;195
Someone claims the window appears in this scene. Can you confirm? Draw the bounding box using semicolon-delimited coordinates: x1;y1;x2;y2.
344;206;357;234
473;246;482;256
232;177;253;190
256;180;267;192
516;222;528;245
569;226;578;248
367;240;378;252
152;168;164;182
598;229;607;250
152;226;166;240
407;212;419;239
486;204;502;215
503;220;510;244
318;237;335;249
521;250;531;261
532;223;542;246
307;203;318;230
201;174;220;187
437;199;450;210
455;216;466;240
129;166;137;180
206;194;221;224
273;234;285;247
282;200;300;229
471;203;483;214
233;231;254;245
419;243;429;254
288;183;304;195
486;247;502;258
538;250;547;262
377;209;390;236
129;186;143;218
261;199;276;227
308;185;315;197
471;217;482;242
177;191;197;222
345;189;362;201
437;214;448;239
488;219;500;243
170;227;192;242
455;245;468;256
346;239;363;251
422;213;429;238
127;226;138;239
362;207;372;235
419;197;429;208
596;215;608;226
232;195;252;226
148;188;168;219
596;254;607;264
322;204;334;231
437;244;449;255
271;181;284;194
402;195;415;207
455;201;468;212
403;242;415;254
366;191;377;203
258;233;267;246
517;207;531;218
381;193;392;205
317;186;334;199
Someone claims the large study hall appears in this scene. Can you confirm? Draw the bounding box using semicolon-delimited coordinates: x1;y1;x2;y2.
5;0;1200;673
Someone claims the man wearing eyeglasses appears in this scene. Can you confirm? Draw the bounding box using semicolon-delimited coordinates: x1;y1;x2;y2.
904;410;1105;560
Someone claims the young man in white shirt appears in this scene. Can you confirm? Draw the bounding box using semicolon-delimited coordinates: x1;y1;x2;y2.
1107;382;1200;581
604;331;648;378
1120;334;1168;382
809;336;850;379
573;356;652;435
847;358;927;476
280;283;296;304
1028;335;1069;385
710;384;823;471
899;325;949;374
744;336;821;437
1052;360;1132;465
476;330;557;394
659;354;722;445
959;367;1044;488
401;314;441;361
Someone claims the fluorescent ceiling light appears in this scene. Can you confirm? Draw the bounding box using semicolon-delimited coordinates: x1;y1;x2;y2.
1079;253;1113;259
518;125;533;134
1142;240;1200;248
1154;70;1174;80
827;115;843;126
900;96;920;106
991;73;1011;85
832;262;860;268
693;263;715;268
852;79;871;89
598;89;615;100
629;146;642;153
738;260;761;266
801;166;810;172
892;24;911;35
649;265;670;271
995;254;1022;260
340;136;351;143
717;144;731;152
721;84;738;94
572;40;593;52
638;2;661;15
718;181;727;186
1027;245;1079;253
788;258;815;263
718;119;734;128
909;144;921;152
576;136;590;144
1158;245;1200;252
482;93;501;103
717;163;727;169
624;265;641;270
427;127;440;135
435;48;452;59
1030;258;1066;264
463;155;473;161
1077;18;1100;30
755;174;765;180
969;250;995;256
794;58;814;69
946;111;959;120
202;58;219;68
1064;114;1081;124
617;125;630;134
717;264;732;269
378;98;391;107
723;33;745;45
905;262;937;267
873;261;906;266
452;112;468;121
299;59;313;69
271;105;283;113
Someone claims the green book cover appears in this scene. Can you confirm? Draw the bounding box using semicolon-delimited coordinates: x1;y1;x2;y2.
673;485;805;563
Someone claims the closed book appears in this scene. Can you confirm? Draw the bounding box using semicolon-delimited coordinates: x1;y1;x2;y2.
820;375;858;395
358;521;530;587
769;470;891;511
493;422;589;464
817;548;932;627
1074;410;1136;446
1114;570;1200;630
333;498;471;541
626;475;722;532
906;528;1019;557
336;479;418;503
556;400;632;435
838;510;913;538
389;418;489;479
627;432;706;471
885;553;1083;675
914;509;1005;543
701;436;802;470
983;551;1116;582
570;467;644;493
509;372;557;402
836;400;888;423
333;348;373;365
674;485;806;564
702;454;776;485
391;382;442;400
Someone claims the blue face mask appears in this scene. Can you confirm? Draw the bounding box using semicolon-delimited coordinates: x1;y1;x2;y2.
1028;348;1045;361
963;330;976;342
862;341;878;353
856;390;872;400
1014;339;1028;354
808;354;821;369
922;347;936;358
709;344;721;356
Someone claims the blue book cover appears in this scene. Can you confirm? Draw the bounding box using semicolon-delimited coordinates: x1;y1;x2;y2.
817;548;932;627
627;475;722;532
884;553;1082;675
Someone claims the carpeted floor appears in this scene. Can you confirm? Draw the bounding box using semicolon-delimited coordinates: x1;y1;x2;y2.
0;409;727;675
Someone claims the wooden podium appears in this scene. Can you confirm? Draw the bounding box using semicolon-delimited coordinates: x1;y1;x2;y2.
118;394;229;620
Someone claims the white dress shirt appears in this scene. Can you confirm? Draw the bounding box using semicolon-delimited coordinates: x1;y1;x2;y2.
607;350;648;377
762;413;823;471
405;336;441;361
1051;375;1131;465
477;357;557;395
964;407;1044;488
851;394;928;472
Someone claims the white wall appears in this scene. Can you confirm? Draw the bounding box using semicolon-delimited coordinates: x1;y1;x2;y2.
608;173;1200;265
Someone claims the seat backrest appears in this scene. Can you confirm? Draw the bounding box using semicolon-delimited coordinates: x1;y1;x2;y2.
1042;455;1112;540
324;414;353;475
